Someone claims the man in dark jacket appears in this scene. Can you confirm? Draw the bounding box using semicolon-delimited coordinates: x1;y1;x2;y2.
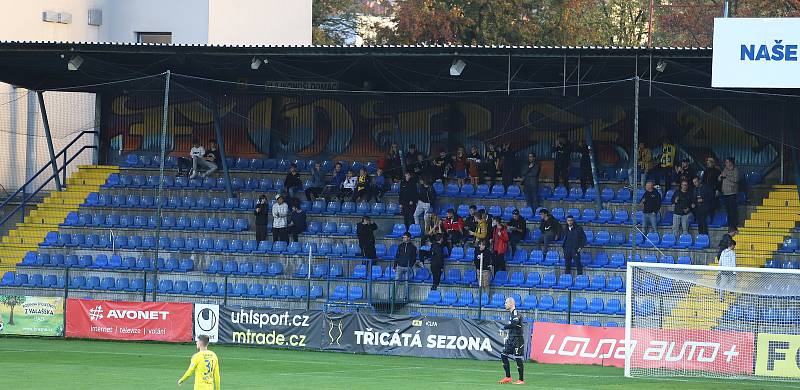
287;204;307;243
717;227;738;260
562;215;587;275
399;172;419;230
702;157;722;218
507;209;527;256
254;195;268;242
500;143;516;190
395;232;417;300
552;133;570;188
671;180;694;237
305;162;325;201
429;234;445;290
691;176;713;235
521;153;540;210
640;181;662;235
284;163;303;205
536;209;561;254
356;216;378;263
578;141;593;194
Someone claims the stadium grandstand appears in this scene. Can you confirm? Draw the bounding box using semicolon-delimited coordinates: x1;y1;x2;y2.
0;40;799;386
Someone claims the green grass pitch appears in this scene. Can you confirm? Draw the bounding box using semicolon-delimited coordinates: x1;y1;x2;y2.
1;337;798;390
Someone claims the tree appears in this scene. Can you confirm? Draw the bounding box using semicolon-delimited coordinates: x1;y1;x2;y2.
0;295;25;326
313;0;366;45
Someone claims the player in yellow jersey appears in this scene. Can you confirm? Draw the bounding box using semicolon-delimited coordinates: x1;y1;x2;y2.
178;335;220;390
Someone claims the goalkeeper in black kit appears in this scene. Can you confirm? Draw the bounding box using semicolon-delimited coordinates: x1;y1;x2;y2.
498;297;525;385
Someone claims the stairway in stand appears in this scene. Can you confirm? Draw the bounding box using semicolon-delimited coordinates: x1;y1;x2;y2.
734;185;800;268
0;165;117;272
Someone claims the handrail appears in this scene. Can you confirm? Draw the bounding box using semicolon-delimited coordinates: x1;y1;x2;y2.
0;144;97;230
0;131;98;212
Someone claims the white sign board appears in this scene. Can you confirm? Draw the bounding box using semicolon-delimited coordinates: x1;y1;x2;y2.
712;18;800;88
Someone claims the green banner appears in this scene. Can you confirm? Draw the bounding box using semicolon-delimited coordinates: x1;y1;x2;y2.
0;295;64;337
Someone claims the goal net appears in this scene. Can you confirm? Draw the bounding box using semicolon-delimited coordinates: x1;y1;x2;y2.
625;262;800;381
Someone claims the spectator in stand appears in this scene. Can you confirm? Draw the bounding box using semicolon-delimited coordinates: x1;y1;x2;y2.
562;215;587;275
640;181;662;235
674;159;695;190
414;177;437;226
474;240;493;273
287;204;307;242
464;205;478;241
371;168;388;202
190;139;218;179
353;167;371;202
322;162;346;200
717;239;736;301
692;176;713;235
254;195;268;243
338;170;357;202
717;227;738;261
395;232;417;300
655;137;676;188
578;140;593;195
432;150;451;184
356;216;378;264
404;144;421;169
500;143;516;190
671;180;693;237
271;194;289;242
399;172;418;230
453;148;468;187
521;153;540;210
485;143;499;186
305;162;325;201
429;234;445;290
470;209;490;246
632;142;653;188
443;208;465;248
492;217;509;274
552;133;570;189
411;153;429;179
720;157;740;230
507;209;527;256
702;157;722;218
536;209;561;254
425;214;444;243
387;143;402;181
468;145;482;186
284;163;303;204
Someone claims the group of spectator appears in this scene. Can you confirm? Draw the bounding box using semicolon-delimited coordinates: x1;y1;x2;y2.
635;138;741;233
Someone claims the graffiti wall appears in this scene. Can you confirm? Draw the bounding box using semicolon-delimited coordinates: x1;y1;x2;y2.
101;92;783;169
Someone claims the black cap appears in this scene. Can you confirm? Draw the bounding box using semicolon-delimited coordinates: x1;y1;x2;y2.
402;232;411;238
538;208;549;214
566;215;575;219
512;209;520;215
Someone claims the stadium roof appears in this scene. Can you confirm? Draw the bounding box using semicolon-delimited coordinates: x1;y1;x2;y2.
0;41;713;93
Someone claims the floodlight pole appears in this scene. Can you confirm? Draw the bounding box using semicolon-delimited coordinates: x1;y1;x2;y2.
36;91;63;191
152;70;171;302
211;101;234;198
632;77;640;257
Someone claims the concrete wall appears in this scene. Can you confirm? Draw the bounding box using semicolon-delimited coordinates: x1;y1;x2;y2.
207;0;312;45
103;0;210;43
0;0;104;42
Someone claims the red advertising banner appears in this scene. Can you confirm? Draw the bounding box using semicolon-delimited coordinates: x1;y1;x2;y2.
530;322;627;367
530;323;754;375
66;299;192;342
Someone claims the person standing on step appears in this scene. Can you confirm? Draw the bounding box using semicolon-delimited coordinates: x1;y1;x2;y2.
287;203;307;243
717;239;736;301
500;143;516;191
719;157;740;230
702;157;722;219
692;176;713;235
394;232;417;301
414;177;436;227
399;172;418;230
284;163;303;204
578;140;594;195
640;181;662;235
271;194;289;242
552;133;570;189
521;153;541;210
671;180;693;238
717;227;738;261
562;215;587;275
254;195;268;243
429;234;445;290
356;216;378;265
492;217;509;275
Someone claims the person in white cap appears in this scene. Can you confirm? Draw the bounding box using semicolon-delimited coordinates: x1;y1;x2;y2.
272;194;289;242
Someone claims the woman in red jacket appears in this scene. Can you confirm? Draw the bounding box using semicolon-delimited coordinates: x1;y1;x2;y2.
492;217;509;274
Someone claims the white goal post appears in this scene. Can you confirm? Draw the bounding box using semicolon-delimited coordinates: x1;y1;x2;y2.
625;262;800;381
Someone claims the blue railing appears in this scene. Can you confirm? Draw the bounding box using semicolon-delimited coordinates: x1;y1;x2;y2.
0;131;98;230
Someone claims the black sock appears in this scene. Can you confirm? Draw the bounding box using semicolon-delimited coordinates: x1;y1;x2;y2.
515;358;524;381
501;355;511;377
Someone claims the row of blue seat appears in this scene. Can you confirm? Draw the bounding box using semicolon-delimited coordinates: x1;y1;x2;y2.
17;252;194;272
405;310;622;326
63;212;249;232
764;258;800;270
421;291;626;315
722;305;800;323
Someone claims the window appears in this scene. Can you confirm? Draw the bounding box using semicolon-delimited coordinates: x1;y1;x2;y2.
136;32;172;44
